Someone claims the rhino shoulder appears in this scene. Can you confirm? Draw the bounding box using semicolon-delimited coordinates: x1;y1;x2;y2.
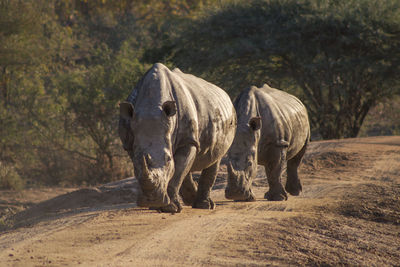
172;67;183;73
152;62;169;71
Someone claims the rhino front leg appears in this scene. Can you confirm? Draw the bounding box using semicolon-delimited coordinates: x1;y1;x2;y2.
193;160;220;209
264;147;288;201
159;145;197;213
179;173;198;206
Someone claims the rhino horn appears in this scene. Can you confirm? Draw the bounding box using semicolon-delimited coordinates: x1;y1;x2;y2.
142;155;150;178
227;162;237;177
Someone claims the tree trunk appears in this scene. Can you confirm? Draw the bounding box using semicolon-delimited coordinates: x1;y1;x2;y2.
1;66;8;107
349;101;373;138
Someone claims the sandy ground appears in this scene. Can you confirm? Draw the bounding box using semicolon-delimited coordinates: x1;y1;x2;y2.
0;136;399;266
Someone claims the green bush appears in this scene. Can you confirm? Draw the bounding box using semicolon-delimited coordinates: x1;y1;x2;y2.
0;162;24;190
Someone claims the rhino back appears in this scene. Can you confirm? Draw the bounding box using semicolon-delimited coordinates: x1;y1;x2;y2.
258;85;309;160
170;69;236;170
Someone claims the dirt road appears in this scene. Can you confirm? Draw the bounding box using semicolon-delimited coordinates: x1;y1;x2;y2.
1;136;399;266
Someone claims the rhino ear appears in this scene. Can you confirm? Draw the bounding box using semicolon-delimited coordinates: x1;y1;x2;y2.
162;101;176;117
249;117;261;131
120;101;134;119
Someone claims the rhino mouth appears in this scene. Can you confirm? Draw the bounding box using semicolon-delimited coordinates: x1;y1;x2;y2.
225;163;256;201
136;155;170;208
137;190;170;207
225;186;255;202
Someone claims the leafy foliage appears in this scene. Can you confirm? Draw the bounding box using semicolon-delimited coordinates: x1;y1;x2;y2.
169;0;400;139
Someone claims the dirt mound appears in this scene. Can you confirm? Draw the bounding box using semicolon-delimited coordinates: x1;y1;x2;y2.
338;183;400;225
303;151;358;170
3;178;138;230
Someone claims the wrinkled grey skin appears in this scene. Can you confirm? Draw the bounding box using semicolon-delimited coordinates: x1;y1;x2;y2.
119;63;236;213
225;84;310;201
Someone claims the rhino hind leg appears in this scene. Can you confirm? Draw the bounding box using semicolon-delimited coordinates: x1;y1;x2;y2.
193;160;220;209
264;148;288;201
179;173;198;206
159;145;197;213
285;142;307;196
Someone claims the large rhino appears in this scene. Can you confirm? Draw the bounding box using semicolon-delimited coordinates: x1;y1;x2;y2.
225;84;310;201
119;63;236;213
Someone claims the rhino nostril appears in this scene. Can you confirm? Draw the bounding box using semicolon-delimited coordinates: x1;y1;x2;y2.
145;154;155;167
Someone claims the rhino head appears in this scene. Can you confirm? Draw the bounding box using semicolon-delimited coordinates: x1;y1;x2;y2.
225;117;261;202
119;100;177;208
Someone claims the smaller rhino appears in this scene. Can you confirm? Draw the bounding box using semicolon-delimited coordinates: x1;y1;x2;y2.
226;84;310;201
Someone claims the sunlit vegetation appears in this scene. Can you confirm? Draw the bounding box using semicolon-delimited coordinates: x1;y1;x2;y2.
0;0;399;189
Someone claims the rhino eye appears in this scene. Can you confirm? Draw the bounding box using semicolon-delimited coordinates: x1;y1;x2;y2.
165;154;172;162
162;101;176;117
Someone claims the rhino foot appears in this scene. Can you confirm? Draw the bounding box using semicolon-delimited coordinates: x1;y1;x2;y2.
264;190;288;201
193;198;215;210
158;199;182;213
285;181;302;196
